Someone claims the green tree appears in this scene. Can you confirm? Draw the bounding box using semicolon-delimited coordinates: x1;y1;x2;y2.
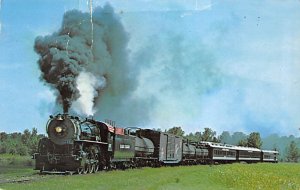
231;132;247;145
0;128;44;156
152;128;162;132
0;132;8;141
194;132;201;141
247;132;262;148
185;131;201;142
0;142;6;154
22;129;31;145
11;132;22;139
167;126;185;137
17;144;29;156
32;128;38;136
200;128;219;142
238;139;248;146
29;128;41;154
219;131;231;144
286;141;299;162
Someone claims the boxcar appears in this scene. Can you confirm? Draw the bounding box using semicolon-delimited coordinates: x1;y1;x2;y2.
139;129;183;164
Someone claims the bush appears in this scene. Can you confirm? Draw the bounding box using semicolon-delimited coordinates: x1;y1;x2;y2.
25;159;33;167
0;128;44;156
9;157;17;165
17;145;29;156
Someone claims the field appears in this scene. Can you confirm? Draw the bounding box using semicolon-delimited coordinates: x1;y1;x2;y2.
0;154;41;184
0;157;300;190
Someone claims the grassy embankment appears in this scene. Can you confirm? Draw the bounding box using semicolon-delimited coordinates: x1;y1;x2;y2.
0;154;37;183
0;161;300;190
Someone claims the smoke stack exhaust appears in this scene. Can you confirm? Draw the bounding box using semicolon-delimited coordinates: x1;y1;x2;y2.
34;4;129;116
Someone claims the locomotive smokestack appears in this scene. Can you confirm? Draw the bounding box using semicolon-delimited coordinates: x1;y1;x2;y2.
57;115;64;121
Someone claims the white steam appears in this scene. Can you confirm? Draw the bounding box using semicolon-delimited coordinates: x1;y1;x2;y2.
71;71;106;116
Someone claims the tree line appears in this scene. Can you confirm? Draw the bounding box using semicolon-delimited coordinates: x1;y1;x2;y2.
0;127;299;162
0;128;45;156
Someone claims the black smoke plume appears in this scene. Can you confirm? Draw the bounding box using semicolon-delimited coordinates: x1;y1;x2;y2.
34;4;130;115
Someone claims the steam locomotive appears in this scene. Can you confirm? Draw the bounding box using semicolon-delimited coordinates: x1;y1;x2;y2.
34;114;278;174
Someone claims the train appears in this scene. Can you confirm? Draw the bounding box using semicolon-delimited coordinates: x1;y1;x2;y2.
33;114;278;174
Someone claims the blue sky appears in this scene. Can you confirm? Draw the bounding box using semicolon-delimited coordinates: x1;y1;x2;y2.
0;0;300;137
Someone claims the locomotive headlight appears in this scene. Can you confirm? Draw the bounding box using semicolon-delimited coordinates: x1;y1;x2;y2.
55;126;63;133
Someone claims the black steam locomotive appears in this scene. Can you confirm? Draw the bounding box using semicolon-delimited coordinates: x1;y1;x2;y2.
34;114;278;174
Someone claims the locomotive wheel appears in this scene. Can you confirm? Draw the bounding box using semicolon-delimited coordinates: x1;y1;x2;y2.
94;154;99;172
83;164;89;174
89;164;94;174
77;167;84;175
39;165;45;174
94;163;99;173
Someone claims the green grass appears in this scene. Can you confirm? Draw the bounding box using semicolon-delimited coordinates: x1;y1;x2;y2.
0;154;34;167
1;163;300;190
211;163;300;190
0;154;37;183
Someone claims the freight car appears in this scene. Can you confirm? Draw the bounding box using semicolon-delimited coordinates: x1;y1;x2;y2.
33;114;278;174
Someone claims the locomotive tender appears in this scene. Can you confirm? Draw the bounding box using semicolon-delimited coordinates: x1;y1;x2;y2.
34;114;278;174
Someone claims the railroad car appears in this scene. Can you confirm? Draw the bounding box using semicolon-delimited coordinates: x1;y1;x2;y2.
236;146;261;163
261;150;279;163
198;141;279;164
138;129;183;164
199;142;237;164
